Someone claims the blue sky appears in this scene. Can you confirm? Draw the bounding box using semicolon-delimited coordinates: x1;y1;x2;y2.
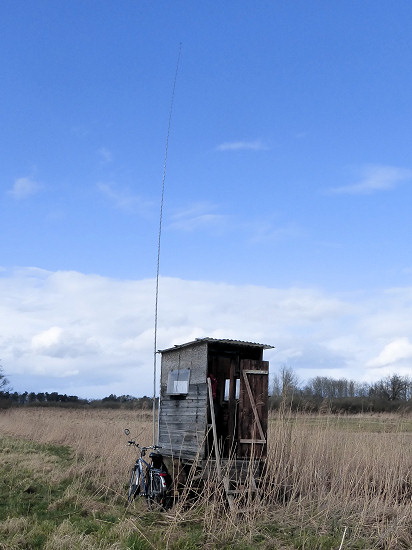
1;1;412;398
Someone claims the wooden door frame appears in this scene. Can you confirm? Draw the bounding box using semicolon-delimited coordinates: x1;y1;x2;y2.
238;369;267;444
238;360;269;456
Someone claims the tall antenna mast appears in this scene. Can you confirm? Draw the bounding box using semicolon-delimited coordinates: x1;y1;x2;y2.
152;43;182;447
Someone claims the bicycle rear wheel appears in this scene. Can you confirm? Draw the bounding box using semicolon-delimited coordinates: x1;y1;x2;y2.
145;471;163;509
128;465;141;503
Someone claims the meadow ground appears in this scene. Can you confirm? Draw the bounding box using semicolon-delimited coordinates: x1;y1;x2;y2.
0;407;411;549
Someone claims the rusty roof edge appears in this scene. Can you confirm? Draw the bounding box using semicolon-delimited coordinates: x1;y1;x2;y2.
158;337;274;353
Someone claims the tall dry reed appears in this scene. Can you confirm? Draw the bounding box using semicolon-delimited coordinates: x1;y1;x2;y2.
0;406;411;548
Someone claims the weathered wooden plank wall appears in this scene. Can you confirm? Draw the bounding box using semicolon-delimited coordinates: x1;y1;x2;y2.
158;343;208;460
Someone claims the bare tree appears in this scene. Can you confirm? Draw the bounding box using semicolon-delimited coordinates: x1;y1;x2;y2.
272;364;299;398
369;374;411;401
0;361;11;393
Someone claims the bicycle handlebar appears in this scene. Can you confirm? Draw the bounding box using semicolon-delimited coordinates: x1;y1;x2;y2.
127;441;162;452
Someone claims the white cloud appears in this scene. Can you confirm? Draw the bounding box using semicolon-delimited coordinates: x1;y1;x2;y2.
8;176;42;199
216;140;269;152
32;326;63;353
31;326;99;359
366;337;412;368
330;164;412;195
1;267;411;398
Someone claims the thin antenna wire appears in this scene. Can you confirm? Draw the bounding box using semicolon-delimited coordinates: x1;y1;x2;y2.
153;43;182;447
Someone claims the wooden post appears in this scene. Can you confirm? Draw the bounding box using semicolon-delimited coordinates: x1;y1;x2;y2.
208;376;238;513
207;377;222;480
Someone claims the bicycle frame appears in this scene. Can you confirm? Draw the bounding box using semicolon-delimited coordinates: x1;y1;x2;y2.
125;430;170;507
134;455;152;497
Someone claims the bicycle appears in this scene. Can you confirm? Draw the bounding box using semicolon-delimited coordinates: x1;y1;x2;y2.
124;429;172;509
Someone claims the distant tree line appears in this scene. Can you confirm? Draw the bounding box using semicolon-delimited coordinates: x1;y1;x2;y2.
1;363;411;413
0;364;155;410
270;366;412;413
0;389;156;410
98;394;154;409
0;390;87;407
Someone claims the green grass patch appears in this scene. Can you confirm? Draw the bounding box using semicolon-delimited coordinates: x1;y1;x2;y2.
0;435;124;549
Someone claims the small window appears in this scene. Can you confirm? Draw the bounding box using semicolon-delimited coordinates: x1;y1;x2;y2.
224;379;230;401
224;378;240;401
167;369;190;396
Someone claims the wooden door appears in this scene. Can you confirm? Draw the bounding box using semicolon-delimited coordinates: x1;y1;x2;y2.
238;359;269;458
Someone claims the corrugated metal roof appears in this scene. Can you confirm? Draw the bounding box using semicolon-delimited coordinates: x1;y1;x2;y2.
158;337;274;353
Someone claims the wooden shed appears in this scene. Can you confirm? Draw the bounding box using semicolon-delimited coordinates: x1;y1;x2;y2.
157;337;273;463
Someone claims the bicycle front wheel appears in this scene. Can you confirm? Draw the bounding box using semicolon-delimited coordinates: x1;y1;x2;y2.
128;465;141;503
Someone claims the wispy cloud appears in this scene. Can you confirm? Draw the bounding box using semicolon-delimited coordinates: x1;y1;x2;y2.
330;164;412;195
8;176;43;200
168;202;226;232
97;147;113;164
216;140;269;152
97;182;152;213
245;220;302;243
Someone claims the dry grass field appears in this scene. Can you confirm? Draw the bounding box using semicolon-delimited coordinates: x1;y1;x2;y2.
0;407;411;549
